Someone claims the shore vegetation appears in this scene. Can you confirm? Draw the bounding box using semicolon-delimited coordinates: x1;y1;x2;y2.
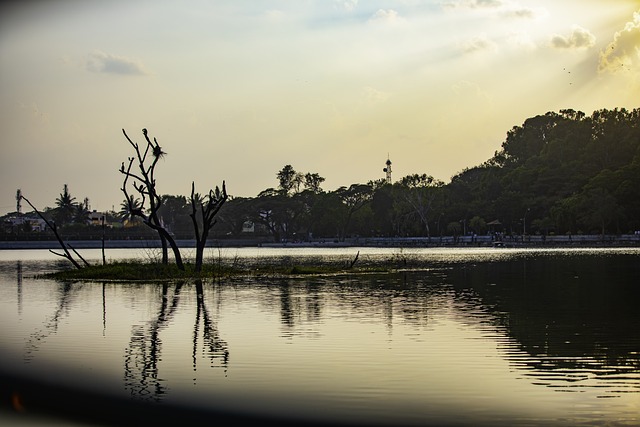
42;252;390;282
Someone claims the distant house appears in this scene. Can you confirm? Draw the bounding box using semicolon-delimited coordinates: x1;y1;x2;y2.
3;215;47;232
87;210;105;226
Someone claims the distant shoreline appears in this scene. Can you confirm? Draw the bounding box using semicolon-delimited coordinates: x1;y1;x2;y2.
1;235;639;250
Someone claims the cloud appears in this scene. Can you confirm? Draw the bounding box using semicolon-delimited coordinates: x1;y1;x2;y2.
505;7;534;18
334;0;358;12
599;11;640;73
368;9;403;25
500;6;547;20
442;0;546;20
85;51;149;75
461;34;498;53
441;0;503;10
550;25;596;49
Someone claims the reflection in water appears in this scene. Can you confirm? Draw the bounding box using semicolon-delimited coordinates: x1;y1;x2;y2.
16;261;22;315
448;254;640;397
279;283;295;333
254;254;640;399
24;282;81;362
268;274;439;339
193;280;229;376
124;280;229;401
274;281;325;339
124;282;184;401
3;250;639;425
102;283;106;336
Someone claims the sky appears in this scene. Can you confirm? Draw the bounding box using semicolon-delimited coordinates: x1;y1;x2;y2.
1;0;639;215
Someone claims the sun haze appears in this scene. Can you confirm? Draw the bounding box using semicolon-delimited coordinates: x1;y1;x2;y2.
1;0;638;214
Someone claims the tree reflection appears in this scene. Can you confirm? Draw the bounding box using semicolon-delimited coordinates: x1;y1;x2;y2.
258;255;639;397
123;282;180;401
278;283;295;333
277;281;326;339
16;261;22;315
267;275;433;338
124;280;229;402
193;280;229;375
448;254;640;396
24;281;81;362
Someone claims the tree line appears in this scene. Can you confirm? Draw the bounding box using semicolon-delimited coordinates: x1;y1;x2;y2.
213;107;640;241
5;107;640;257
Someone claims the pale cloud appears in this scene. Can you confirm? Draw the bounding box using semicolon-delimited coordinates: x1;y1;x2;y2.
474;0;503;7
503;7;534;18
85;51;149;75
599;11;640;73
368;9;404;25
334;0;358;12
500;6;547;20
550;25;596;49
461;34;498;53
441;0;503;10
441;0;547;22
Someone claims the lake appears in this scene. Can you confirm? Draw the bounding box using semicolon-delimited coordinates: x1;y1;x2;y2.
1;247;639;426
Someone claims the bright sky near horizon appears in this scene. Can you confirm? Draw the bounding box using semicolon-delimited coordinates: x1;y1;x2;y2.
1;0;639;215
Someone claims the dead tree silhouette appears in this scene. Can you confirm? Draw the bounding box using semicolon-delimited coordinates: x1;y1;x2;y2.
120;128;184;270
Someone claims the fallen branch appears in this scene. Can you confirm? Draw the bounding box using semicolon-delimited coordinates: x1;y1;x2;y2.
20;195;83;269
68;244;90;268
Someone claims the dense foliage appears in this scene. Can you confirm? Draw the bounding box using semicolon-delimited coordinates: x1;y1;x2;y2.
4;108;639;241
211;108;640;240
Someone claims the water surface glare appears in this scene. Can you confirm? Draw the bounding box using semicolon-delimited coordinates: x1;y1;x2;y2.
0;247;639;426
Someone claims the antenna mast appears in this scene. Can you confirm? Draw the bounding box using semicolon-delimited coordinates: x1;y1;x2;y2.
382;155;392;184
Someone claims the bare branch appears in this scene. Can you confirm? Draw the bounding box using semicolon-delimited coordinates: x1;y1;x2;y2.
120;128;184;269
21;195;82;269
68;244;90;267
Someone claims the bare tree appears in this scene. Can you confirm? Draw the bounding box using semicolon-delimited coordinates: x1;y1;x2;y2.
119;128;184;270
189;181;227;272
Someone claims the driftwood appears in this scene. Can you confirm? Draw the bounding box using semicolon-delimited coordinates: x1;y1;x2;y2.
20;196;88;269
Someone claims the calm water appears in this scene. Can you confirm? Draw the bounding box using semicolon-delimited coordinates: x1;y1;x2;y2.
0;247;639;426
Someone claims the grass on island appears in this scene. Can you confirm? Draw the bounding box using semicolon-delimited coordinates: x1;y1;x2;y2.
43;260;393;282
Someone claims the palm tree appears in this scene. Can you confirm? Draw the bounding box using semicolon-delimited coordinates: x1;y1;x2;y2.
54;184;77;225
119;195;143;226
73;202;90;225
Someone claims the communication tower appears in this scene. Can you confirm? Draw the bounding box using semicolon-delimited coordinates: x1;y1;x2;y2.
16;189;22;214
383;156;392;184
